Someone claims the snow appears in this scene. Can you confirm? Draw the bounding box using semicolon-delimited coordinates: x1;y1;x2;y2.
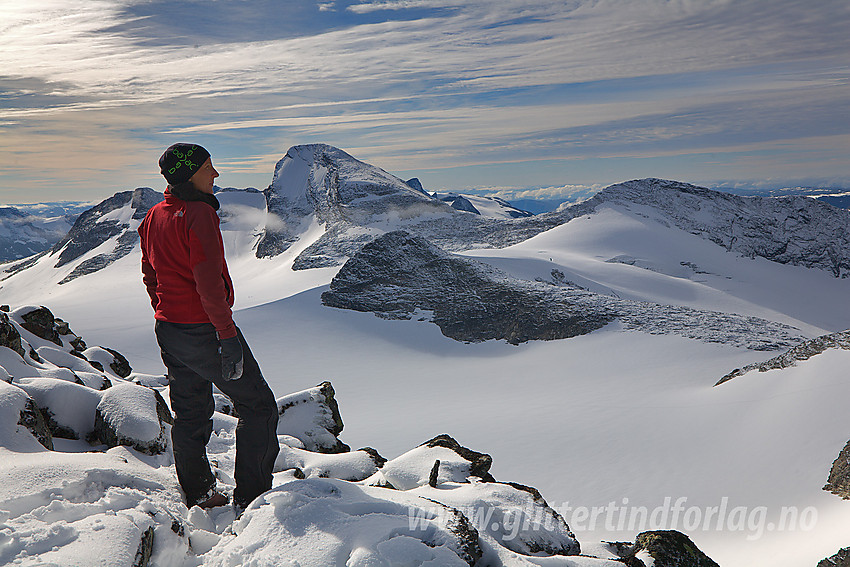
15;378;102;439
98;383;164;445
1;177;850;565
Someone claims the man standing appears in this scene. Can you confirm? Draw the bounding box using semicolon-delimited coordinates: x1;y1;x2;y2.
139;143;279;512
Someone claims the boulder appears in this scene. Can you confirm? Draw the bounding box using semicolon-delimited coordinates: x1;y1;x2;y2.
83;346;132;379
824;438;850;499
277;381;349;453
414;479;581;557
15;377;103;440
0;381;53;450
0;311;25;357
367;434;494;490
93;383;168;454
18;306;62;346
625;530;719;567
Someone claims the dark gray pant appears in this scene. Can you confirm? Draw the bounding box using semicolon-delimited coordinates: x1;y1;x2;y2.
155;321;279;508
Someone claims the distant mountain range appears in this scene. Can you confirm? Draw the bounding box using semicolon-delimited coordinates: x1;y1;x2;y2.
0;202;91;262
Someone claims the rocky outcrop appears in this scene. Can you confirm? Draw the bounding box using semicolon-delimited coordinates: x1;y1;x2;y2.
611;530;719;567
277;381;349;453
322;231;806;350
824;438;850;499
19;398;54;451
0;311;25;357
717;329;850;384
19;306;62;346
819;547;850;567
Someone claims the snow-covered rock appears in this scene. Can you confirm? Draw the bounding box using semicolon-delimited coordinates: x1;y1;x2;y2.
15;377;102;440
277;380;349;453
0;380;53;451
274;443;383;481
93;382;171;455
367;434;495;490
323;231;806;350
203;476;485;567
615;530;719;567
254;144;561;270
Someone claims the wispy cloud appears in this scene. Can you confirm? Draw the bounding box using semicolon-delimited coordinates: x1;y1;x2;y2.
0;0;848;202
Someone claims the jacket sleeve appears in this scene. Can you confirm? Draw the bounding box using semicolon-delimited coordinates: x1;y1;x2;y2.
138;223;159;310
186;205;238;339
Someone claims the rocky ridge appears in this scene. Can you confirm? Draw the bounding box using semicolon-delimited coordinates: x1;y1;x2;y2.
716;329;850;384
322;231;806;350
565;178;850;278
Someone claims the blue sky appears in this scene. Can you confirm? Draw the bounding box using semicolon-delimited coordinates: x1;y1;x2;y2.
1;0;848;204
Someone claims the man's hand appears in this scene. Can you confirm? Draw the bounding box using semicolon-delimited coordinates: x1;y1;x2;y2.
219;335;244;381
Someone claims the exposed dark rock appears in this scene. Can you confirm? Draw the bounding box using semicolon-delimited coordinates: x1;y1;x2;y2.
0;311;25;357
421;498;483;567
442;194;480;215
104;347;132;378
59;230;141;284
824;438;850;499
423;434;495;482
819;547;850;567
133;526;155;567
718;329;850;384
70;336;87;352
153;388;174;425
39;405;82;440
404;177;427;195
428;459;440;488
631;530;719;567
322;231;805;349
357;446;387;468
19;306;62;345
19;398;54;450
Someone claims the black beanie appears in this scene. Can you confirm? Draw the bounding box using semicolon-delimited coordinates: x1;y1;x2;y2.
159;143;211;186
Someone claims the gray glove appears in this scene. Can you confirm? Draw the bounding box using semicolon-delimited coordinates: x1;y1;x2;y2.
219;335;244;381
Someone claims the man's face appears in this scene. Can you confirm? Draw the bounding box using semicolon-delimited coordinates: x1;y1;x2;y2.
190;158;219;195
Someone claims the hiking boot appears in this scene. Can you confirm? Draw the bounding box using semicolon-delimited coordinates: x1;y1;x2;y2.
197;490;229;509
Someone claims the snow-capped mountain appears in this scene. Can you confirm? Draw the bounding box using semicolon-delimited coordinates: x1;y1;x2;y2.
3;145;850;566
0;202;89;263
558;178;850;277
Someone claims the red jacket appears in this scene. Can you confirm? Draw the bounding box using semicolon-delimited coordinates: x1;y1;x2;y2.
138;190;237;339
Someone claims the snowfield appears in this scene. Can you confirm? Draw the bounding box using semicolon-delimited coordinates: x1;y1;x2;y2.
2;164;850;566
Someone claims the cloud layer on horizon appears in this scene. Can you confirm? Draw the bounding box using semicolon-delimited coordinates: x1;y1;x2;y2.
0;0;848;202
